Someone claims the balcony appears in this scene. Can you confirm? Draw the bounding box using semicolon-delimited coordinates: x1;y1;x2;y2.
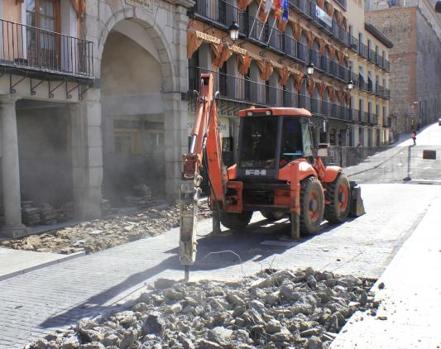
194;0;248;34
358;76;366;91
368;49;375;63
189;66;353;123
368;113;377;125
383;59;390;72
367;79;373;93
284;35;298;59
349;35;359;52
359;43;368;59
0;19;94;79
290;0;314;19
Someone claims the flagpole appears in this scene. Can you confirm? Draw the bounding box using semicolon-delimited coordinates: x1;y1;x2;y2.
249;0;264;39
264;16;277;44
258;10;272;41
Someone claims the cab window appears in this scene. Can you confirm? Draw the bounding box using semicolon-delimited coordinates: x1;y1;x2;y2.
280;118;303;166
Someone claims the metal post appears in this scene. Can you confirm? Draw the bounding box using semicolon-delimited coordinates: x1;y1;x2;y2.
403;145;412;181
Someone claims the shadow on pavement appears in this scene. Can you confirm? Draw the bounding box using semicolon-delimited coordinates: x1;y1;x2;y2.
39;217;341;329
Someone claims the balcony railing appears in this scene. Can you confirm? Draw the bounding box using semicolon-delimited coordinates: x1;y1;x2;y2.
195;0;248;34
368;113;377;125
0;19;93;78
368;49;375;63
359;43;368;59
349;35;359;52
189;66;352;121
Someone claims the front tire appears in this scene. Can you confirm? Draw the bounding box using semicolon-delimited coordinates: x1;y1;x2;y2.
300;177;325;234
220;211;252;231
324;173;351;224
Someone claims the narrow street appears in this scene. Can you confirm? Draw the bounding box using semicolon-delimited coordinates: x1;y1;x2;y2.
0;124;440;348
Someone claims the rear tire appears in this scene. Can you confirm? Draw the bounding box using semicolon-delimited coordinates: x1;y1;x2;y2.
300;177;324;234
220;211;252;231
324;173;351;224
261;210;285;221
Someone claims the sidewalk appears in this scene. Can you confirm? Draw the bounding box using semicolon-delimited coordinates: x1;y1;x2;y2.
0;248;84;281
331;195;441;349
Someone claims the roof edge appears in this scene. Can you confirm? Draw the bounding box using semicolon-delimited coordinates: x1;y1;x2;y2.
365;22;394;48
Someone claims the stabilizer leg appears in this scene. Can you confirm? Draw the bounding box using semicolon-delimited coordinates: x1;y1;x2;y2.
290;212;300;240
349;181;365;217
212;206;222;234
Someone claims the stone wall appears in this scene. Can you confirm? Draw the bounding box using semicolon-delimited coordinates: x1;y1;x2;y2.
366;8;417;134
415;10;441;125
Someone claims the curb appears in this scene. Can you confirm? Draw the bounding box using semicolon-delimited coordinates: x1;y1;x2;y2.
0;250;86;282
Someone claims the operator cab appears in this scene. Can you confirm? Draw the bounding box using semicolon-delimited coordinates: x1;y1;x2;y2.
236;108;314;179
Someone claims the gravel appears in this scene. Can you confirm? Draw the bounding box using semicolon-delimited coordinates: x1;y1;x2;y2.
24;268;378;349
0;202;211;255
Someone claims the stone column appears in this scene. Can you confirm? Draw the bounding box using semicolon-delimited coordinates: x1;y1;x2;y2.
163;92;188;200
0;95;26;237
70;89;103;219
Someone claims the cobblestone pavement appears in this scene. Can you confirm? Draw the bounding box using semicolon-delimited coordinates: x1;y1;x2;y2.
0;184;439;348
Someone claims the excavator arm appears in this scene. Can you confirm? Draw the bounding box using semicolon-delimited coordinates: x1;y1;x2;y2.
179;73;225;278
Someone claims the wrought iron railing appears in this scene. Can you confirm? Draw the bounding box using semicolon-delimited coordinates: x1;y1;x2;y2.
189;66;352;121
0;19;93;78
349;35;358;52
195;0;248;34
359;43;368;59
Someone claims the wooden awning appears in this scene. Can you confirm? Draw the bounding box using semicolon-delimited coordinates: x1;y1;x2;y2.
71;0;86;18
238;54;252;75
212;43;233;68
256;60;274;81
278;66;290;86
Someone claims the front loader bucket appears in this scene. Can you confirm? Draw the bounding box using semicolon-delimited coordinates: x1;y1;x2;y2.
349;181;365;217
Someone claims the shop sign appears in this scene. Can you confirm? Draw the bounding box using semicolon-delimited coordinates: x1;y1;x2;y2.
230;45;247;56
195;31;221;45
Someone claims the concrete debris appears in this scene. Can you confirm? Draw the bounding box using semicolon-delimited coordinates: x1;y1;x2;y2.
24;268;378;349
1;202;211;254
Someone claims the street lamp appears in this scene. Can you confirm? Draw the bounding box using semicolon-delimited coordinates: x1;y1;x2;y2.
347;79;354;91
228;21;240;42
306;62;315;77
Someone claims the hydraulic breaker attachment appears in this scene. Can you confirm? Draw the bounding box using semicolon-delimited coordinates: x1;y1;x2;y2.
349;181;365;217
179;181;200;281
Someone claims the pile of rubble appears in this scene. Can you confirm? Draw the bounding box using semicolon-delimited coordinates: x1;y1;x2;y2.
25;268;378;349
0;202;212;255
21;201;75;226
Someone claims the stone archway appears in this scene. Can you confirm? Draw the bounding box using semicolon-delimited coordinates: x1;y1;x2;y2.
97;12;187;206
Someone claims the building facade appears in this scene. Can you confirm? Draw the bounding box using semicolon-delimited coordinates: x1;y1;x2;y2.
0;0;192;237
187;0;392;160
366;0;441;134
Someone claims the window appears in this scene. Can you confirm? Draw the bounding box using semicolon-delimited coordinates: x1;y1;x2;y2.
26;0;61;68
280;118;303;165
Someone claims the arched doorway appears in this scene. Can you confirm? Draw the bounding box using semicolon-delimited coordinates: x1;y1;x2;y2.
100;20;170;207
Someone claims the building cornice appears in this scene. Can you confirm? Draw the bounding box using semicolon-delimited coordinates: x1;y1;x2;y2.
364;23;394;48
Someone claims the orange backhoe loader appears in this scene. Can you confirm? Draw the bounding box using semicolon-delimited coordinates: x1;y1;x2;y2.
179;73;364;274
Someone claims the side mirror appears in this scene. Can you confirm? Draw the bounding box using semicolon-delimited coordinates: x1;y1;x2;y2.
317;143;329;157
